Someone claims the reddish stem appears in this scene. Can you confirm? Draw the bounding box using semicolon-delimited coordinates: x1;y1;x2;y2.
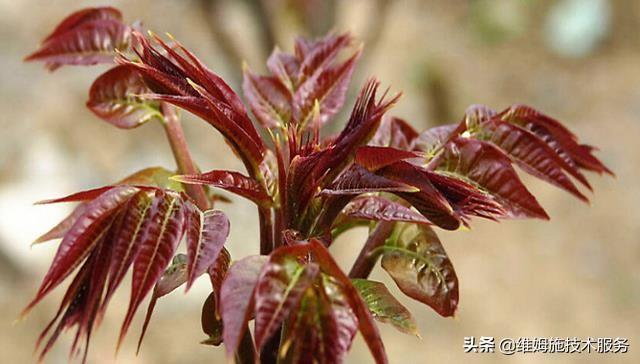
348;221;394;278
259;208;274;255
161;103;210;210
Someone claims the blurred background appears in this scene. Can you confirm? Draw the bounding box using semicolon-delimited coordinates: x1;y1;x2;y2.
1;0;638;363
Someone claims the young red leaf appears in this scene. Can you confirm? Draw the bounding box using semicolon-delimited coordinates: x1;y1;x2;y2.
318;160;462;233
33;203;87;244
174;170;271;206
253;255;319;349
246;240;386;363
41;6;123;43
499;104;612;175
184;207;230;290
280;277;358;364
377;161;461;230
307;239;389;364
293;35;313;60
242;68;292;128
220;255;268;357
339;195;432;225
462;104;497;130
412;123;462;153
118;190;186;348
322;164;419;195
436;137;549;219
100;191;153;315
370;117;420;150
316;80;400;182
388;118;420;149
63;220;118;360
355;146;418;172
425;171;506;221
318;275;359;363
34;167;177;207
141;92;265;176
26;19;132;71
87;65;162;129
265;241;360;363
34;186;118;205
296;33;352;84
36;236;114;363
35;252;94;361
286;81;400;225
208;247;232;295
259;149;280;200
23;186;138;316
285;152;329;225
479;118;589;200
381;223;459;317
352;279;419;336
120;33;266;172
29;178;217;361
292;49;360;128
76;238;114;354
150;34;254;126
266;48;300;90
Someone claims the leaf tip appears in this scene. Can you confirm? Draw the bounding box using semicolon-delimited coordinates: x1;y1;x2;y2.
23;52;38;63
184;279;194;293
169;174;187;183
12;315;25;326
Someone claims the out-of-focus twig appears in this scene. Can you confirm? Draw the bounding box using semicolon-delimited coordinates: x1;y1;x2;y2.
331;0;392;135
289;0;337;36
244;0;278;58
360;0;391;64
420;62;455;126
198;0;280;78
197;0;246;83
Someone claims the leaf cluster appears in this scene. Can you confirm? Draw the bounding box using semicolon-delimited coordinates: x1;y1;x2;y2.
24;6;611;364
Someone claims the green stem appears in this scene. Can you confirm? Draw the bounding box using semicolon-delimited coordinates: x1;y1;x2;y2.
161;103;210;210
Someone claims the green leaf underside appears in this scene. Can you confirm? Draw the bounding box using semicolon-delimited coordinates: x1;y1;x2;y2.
352;279;419;336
